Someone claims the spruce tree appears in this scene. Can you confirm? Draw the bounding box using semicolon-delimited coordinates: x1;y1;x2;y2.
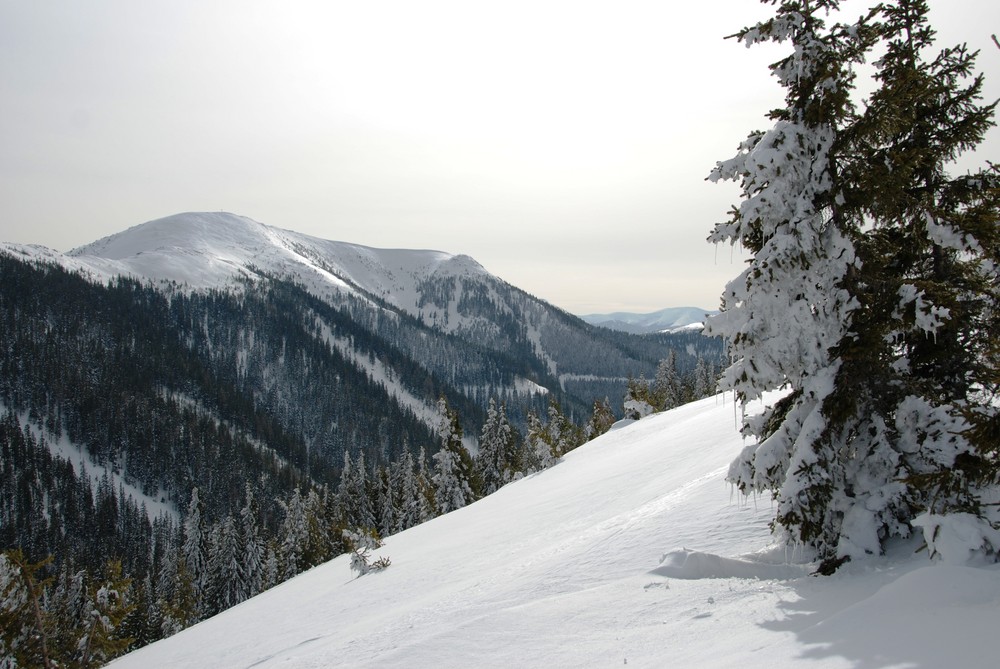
476;398;517;495
836;0;1000;559
239;485;265;599
711;0;999;566
278;488;309;580
525;409;553;471
395;451;422;532
376;467;396;540
707;0;877;562
585;397;616;440
180;488;208;616
0;550;54;669
545;399;581;456
205;515;243;615
431;398;475;514
77;560;134;669
416;446;437;523
653;351;683;410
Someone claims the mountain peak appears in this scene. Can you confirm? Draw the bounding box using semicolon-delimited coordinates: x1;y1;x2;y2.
67;212;269;260
50;212;494;308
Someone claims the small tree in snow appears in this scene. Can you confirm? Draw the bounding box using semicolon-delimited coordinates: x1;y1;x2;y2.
622;376;656;420
342;529;391;577
585;397;616;440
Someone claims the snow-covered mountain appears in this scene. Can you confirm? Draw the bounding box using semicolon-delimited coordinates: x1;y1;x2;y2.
3;212;721;423
581;306;717;334
107;393;998;669
62;212;491;329
0;212;722;530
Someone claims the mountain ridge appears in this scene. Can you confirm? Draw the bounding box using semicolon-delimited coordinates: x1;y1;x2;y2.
580;305;717;334
1;212;723;518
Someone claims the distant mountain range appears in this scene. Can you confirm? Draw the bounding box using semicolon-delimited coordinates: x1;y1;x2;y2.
580;306;717;334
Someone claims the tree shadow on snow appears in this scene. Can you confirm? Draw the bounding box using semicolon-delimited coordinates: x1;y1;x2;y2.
759;555;996;669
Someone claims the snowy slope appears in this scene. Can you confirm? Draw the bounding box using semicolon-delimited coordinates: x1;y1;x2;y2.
108;394;1000;669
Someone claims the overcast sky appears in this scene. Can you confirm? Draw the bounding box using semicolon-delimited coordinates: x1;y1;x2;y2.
1;1;998;314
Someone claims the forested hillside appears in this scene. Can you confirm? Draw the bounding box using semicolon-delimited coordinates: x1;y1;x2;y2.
0;242;722;666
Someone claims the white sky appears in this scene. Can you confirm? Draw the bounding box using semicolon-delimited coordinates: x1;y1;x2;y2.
1;1;998;314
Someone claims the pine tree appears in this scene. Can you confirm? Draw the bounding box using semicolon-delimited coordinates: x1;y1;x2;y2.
475;398;518;495
76;560;134;669
0;550;54;669
47;564;89;662
707;0;878;563
431;398;475;514
336;451;355;525
395;451;421;532
354;453;377;532
206;515;243;615
622;376;656;420
546;399;579;457
376;466;397;540
239;485;265;599
710;0;1000;566
180;488;208;616
585;397;616;440
278;488;309;580
525;408;553;471
691;355;716;400
416;446;437;523
653;351;683;410
835;0;1000;559
341;528;390;577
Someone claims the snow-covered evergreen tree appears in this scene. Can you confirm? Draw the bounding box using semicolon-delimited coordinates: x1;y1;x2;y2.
416;445;437;523
653;351;683;410
0;550;52;669
206;515;243;615
835;0;1000;560
710;0;999;567
432;398;475;515
395;451;422;532
76;560;133;668
585;397;616;440
691;355;716;400
622;376;656;420
476;398;518;495
376;467;396;540
278;488;309;580
546;399;580;457
525;408;553;471
337;451;377;532
342;529;390;577
355;454;377;531
239;485;265;599
707;0;875;564
180;488;208;615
